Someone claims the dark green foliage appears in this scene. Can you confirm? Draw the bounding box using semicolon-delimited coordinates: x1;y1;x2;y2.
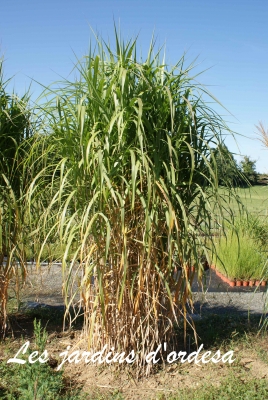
240;155;258;185
0;57;33;335
0;59;32;197
212;143;241;187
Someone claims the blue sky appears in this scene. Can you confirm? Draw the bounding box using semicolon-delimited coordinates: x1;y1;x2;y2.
1;0;268;172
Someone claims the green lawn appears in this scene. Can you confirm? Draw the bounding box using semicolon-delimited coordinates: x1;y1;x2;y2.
219;185;268;217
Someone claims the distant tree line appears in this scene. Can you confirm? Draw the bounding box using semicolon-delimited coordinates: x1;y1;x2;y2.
212;143;263;187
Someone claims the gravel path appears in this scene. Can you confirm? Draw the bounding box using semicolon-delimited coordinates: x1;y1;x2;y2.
13;263;268;318
191;291;267;318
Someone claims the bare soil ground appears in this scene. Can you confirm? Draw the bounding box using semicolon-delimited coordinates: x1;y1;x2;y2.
1;312;268;399
2;263;268;399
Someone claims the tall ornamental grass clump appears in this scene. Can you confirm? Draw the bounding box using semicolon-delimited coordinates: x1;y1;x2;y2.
0;57;33;335
28;30;238;373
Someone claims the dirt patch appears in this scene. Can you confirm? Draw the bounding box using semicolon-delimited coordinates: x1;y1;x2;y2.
3;264;268;398
2;313;268;400
50;337;268;399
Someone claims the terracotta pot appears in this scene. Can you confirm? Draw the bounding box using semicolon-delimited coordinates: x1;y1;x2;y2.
261;280;267;287
255;280;261;286
218;272;224;279
229;280;236;287
236;280;242;287
243;280;249;287
249;280;255;287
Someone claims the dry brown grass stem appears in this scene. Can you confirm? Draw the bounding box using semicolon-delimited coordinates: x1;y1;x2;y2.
256;121;268;148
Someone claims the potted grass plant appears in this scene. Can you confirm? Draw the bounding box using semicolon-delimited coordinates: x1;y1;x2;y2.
212;215;268;286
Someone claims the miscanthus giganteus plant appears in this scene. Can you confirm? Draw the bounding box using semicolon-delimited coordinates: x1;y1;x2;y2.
26;29;239;374
0;56;34;336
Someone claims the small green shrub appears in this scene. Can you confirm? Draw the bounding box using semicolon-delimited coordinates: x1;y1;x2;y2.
0;319;78;399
